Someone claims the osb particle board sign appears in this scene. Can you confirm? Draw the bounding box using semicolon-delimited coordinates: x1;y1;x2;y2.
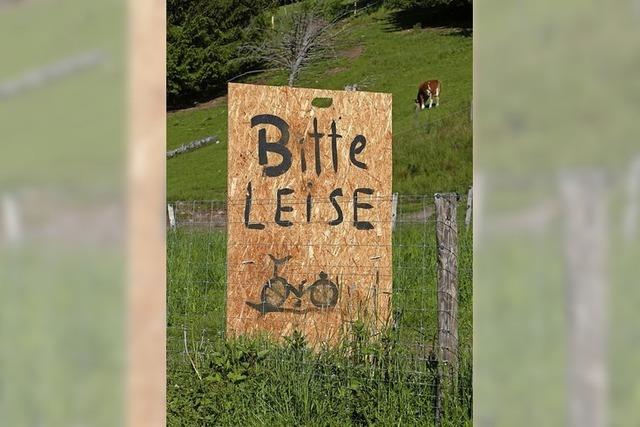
226;83;392;345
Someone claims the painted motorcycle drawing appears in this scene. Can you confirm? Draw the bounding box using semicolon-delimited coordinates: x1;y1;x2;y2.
246;254;339;313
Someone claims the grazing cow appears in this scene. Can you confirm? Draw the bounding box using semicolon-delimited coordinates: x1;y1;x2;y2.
415;80;441;110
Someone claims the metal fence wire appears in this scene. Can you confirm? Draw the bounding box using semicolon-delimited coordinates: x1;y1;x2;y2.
167;194;472;420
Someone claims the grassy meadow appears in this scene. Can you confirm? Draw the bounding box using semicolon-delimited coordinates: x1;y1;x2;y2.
167;6;472;201
168;215;472;425
167;4;472;425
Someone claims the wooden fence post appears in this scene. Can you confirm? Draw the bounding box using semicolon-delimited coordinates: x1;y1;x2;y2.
2;193;22;244
465;186;473;228
435;193;459;369
167;204;176;229
391;192;398;231
560;171;608;427
623;156;640;241
434;193;459;425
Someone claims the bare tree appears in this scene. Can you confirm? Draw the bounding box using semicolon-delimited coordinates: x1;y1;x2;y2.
241;5;347;86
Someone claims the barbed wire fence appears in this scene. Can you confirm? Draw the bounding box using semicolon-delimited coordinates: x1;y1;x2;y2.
166;193;473;422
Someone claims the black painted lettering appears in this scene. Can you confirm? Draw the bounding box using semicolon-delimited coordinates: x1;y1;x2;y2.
244;181;265;229
300;145;307;173
328;188;344;226
349;135;368;170
306;193;312;223
329;120;342;173
275;188;294;227
311;117;325;176
251;114;292;177
353;187;374;230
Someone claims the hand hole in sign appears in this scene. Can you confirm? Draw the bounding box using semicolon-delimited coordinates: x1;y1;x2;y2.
311;97;333;108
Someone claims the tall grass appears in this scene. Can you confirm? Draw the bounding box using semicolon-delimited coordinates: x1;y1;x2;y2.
167;211;472;425
168;330;472;426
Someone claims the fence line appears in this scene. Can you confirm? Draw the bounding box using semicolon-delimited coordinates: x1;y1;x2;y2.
166;135;218;159
0;50;106;101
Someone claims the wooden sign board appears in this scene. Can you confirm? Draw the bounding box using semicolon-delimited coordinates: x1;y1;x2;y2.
226;83;392;345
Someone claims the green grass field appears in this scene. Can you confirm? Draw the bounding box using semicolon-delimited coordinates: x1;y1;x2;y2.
1;1;124;426
168;217;472;425
167;6;472;201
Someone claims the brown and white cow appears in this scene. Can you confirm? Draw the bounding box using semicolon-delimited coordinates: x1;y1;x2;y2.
415;80;441;110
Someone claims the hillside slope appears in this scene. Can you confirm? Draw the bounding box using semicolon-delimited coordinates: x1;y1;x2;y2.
167;7;472;201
